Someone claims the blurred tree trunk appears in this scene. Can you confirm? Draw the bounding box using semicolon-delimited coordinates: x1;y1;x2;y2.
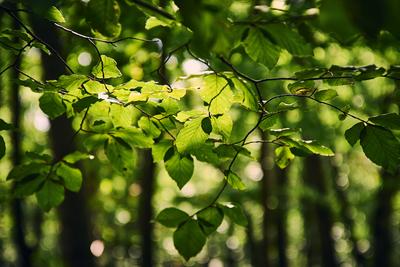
302;155;338;267
276;167;288;267
138;149;156;267
259;134;273;267
9;15;33;267
259;132;288;267
372;170;399;267
31;17;95;267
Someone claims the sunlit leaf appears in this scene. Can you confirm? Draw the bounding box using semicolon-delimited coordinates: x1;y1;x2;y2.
164;148;194;189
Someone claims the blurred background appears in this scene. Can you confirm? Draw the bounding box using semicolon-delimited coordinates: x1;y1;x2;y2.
0;0;399;266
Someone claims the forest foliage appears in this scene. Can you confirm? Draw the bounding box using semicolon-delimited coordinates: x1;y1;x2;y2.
0;0;399;265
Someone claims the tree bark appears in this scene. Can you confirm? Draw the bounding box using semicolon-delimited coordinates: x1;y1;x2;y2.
372;170;399;267
9;15;34;267
302;155;338;267
138;150;156;267
31;16;95;267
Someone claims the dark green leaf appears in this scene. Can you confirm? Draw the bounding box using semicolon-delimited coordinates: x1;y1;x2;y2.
369;113;400;130
201;117;212;134
345;122;365;146
7;163;49;181
218;203;248;226
295;68;327;79
0;136;4;159
14;175;46;198
105;137;135;173
36;180;65;211
156;208;189;228
86;0;121;38
314;89;338;101
173;219;206;261
259;115;278;131
360;125;400;172
197;207;223;235
0;119;13;131
72;96;99;113
243;28;280;69
265;24;312;56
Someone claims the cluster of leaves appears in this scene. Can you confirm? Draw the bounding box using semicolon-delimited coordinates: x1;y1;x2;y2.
1;0;400;261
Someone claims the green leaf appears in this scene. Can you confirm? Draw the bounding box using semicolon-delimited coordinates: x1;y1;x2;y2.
259;116;278;131
314;89;338;101
191;143;220;164
345;122;365;146
173;219;206;261
112;128;154;148
83;134;108;151
92;55;122;79
360;125;400;172
45;6;66;23
7;163;50;181
39;92;66;119
265;24;312;56
72;96;99;113
145;16;170;29
369;113;400;130
36;180;65;211
300;140;334;156
138;117;161;137
211;114;232;141
225;171;246;190
105;137;135;173
56;74;88;91
275;146;295;169
218;203;247;226
201;117;212;134
270;128;300;138
176;117;209;153
0;119;13;131
63;151;92;164
14;175;46;197
243;28;280;69
25;152;52;162
288;80;315;95
156;208;189;228
152;140;173;162
86;0;121;38
355;65;385;81
197;207;223;235
56;163;83;192
200;75;234;115
295;68;328;79
164;148;194;189
231;78;258;111
0;136;4;159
